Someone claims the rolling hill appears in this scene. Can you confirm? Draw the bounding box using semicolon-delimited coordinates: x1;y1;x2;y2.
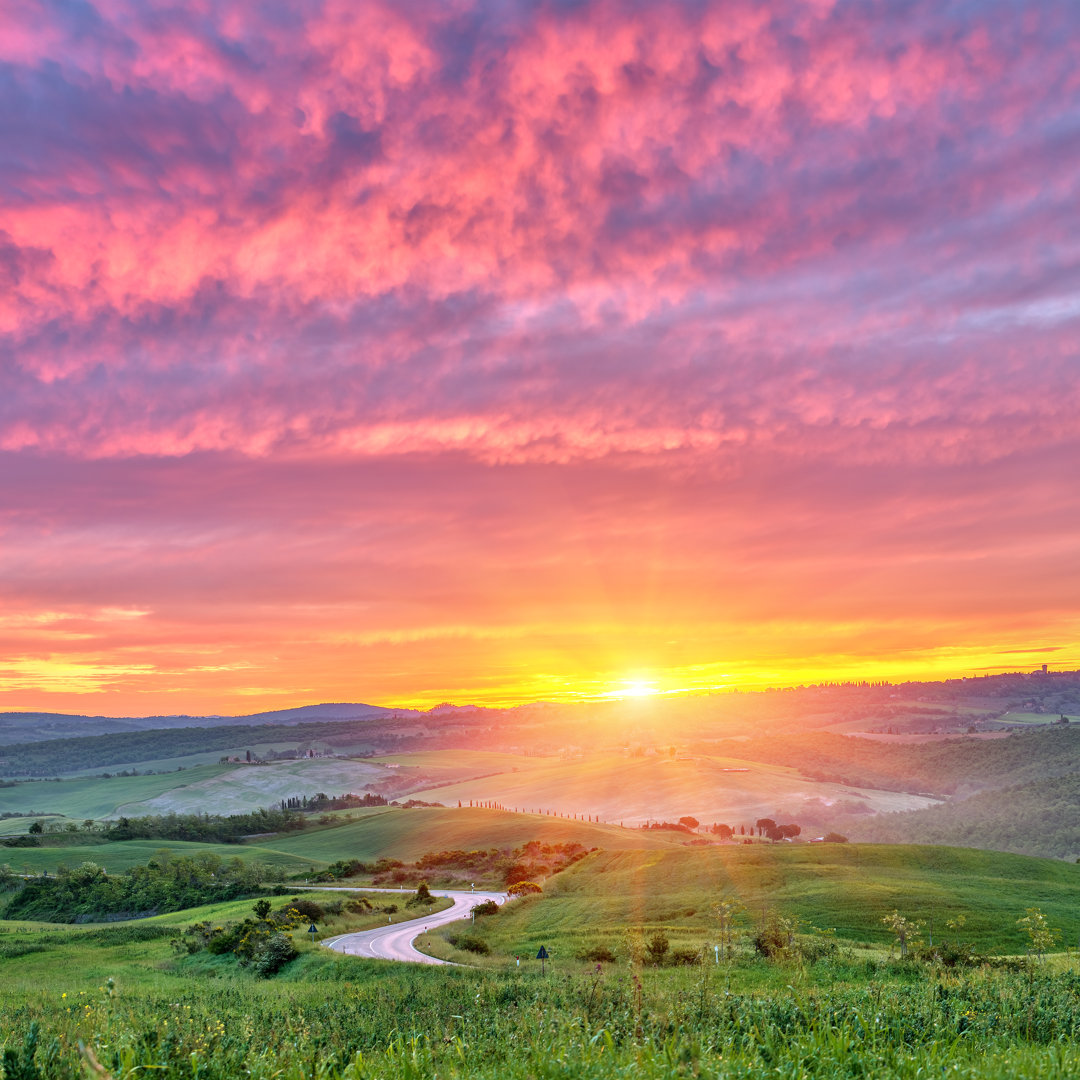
460;842;1080;957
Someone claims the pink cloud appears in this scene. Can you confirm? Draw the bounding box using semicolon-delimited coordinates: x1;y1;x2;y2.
1;0;1079;709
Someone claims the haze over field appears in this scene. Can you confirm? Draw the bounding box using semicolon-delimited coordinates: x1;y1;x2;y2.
2;1;1079;716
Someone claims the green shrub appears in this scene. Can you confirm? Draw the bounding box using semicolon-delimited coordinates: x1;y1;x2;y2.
406;881;436;908
253;932;298;977
670;947;701;966
447;933;489;955
577;943;617;963
645;931;670;965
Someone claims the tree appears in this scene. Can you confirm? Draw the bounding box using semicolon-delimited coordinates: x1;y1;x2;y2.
712;823;734;840
755;818;776;837
253;898;272;921
1018;907;1059;962
678;816;700;831
882;910;923;959
27;821;44;835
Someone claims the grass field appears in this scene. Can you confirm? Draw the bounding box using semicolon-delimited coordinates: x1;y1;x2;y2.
0;838;320;876
437;843;1080;962
257;806;686;863
995;712;1076;725
6;844;1080;1079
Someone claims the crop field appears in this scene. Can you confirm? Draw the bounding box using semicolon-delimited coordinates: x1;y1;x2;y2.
370;750;542;785
0;815;65;835
995;712;1074;725
114;759;405;816
0;746;942;828
406;751;939;826
56;741;323;777
0;766;231;819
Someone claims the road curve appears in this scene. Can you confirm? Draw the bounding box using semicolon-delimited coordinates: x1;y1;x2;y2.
320;888;507;965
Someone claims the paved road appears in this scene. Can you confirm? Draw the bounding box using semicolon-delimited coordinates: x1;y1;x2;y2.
320;888;507;965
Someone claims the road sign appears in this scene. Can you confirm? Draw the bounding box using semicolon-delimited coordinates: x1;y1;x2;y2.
536;945;548;974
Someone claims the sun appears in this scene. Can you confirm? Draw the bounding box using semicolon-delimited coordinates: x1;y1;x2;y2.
615;678;659;699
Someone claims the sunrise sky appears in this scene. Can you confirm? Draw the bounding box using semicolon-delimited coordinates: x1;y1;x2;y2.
2;0;1079;714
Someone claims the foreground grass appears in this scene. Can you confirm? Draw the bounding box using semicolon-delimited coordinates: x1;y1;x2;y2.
6;842;1080;1077
5;931;1080;1079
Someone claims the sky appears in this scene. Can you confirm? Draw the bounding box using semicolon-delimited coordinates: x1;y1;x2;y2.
1;0;1079;715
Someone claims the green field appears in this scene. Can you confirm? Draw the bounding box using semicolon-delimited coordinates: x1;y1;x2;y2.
5;843;1080;1079
256;806;686;863
438;843;1080;961
0;805;687;877
0;838;319;876
0;766;231;819
56;741;322;777
0;815;65;835
995;712;1075;725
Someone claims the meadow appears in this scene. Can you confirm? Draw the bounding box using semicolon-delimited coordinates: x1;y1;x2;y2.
426;844;1080;963
5;799;1080;1077
5;887;1080;1079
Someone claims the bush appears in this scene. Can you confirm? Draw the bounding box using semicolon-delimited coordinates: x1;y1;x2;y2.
471;900;499;917
447;933;489;955
406;881;436;908
577;944;618;963
279;898;323;921
753;916;793;959
671;947;701;966
253;932;298;977
507;881;542;896
645;931;670;965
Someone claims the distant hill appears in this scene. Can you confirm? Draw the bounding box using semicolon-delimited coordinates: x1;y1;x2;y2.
0;702;420;745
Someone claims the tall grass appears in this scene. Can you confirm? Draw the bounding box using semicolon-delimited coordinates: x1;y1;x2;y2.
5;937;1080;1078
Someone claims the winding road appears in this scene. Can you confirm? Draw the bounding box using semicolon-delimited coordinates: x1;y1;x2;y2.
320;888;508;965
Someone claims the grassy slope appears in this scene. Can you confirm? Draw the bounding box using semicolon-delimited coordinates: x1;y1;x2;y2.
257;807;685;863
0;807;685;876
466;844;1080;957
